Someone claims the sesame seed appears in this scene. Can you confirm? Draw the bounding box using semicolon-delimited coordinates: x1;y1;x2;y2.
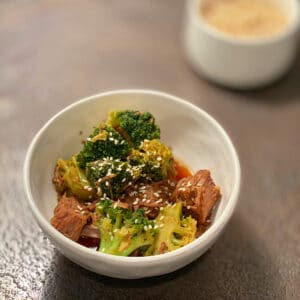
157;157;162;161
134;219;138;224
187;206;191;209
144;225;148;231
154;225;159;229
159;216;164;220
148;225;152;229
159;224;164;228
159;207;164;211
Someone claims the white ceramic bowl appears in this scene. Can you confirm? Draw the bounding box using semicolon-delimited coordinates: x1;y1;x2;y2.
183;0;300;89
24;90;241;279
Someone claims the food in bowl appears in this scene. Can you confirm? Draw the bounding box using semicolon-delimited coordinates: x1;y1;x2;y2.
50;110;221;256
200;0;288;38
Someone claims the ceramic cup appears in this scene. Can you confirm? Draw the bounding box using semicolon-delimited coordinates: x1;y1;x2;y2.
183;0;300;89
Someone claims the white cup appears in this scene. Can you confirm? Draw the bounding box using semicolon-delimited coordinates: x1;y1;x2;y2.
183;0;300;89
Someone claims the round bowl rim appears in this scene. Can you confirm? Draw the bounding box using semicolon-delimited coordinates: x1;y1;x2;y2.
23;89;241;265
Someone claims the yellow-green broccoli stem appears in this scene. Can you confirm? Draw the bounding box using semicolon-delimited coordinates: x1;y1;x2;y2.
128;139;175;181
153;202;197;254
96;200;157;256
53;156;95;201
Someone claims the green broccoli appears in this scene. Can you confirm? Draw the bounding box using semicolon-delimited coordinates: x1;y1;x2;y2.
86;159;141;199
153;202;197;255
53;156;95;201
128;139;175;181
76;124;131;169
107;110;160;148
96;200;157;256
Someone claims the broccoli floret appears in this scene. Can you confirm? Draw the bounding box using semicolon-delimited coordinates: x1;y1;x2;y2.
96;200;157;256
128;139;175;181
86;159;141;199
53;156;95;201
153;202;197;255
107;110;160;148
76;124;131;169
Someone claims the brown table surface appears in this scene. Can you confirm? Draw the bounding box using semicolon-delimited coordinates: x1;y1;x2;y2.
1;1;299;299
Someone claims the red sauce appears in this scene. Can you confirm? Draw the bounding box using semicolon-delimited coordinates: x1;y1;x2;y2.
174;159;192;180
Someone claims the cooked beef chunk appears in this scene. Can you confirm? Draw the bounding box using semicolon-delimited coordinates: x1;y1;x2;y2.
50;194;96;241
80;224;100;239
172;170;221;224
119;179;177;219
78;224;100;248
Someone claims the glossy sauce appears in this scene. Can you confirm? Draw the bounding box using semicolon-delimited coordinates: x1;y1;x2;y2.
174;159;192;180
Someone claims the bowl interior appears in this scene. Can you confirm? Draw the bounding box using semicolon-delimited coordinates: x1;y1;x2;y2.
28;91;238;235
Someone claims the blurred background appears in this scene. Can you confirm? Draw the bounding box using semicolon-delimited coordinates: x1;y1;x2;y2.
0;1;299;299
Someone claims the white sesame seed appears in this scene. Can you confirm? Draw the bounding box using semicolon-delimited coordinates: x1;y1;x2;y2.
187;205;191;209
160;216;164;221
144;225;148;231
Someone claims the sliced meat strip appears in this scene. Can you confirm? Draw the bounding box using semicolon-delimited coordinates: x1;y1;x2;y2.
172;170;221;224
119;179;177;219
50;194;95;241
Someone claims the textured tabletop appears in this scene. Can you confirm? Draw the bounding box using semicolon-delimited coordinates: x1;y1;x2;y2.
0;1;299;299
